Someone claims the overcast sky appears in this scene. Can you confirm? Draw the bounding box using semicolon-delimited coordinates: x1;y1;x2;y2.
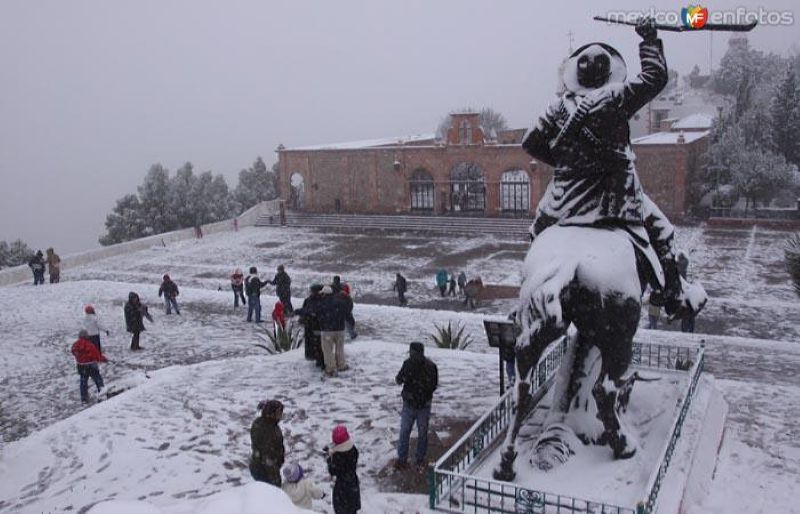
1;0;798;253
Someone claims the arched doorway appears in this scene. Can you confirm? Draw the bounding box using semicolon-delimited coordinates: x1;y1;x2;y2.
500;169;530;215
409;168;434;211
289;173;305;210
450;162;485;213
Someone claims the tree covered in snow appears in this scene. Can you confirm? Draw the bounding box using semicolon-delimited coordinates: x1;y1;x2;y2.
233;156;278;211
138;164;175;235
99;194;148;245
0;239;33;269
769;67;800;167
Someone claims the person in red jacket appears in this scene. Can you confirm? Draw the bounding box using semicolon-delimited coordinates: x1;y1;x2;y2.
71;329;107;403
272;301;287;333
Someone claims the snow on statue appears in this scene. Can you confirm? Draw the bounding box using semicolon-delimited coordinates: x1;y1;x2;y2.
493;16;708;481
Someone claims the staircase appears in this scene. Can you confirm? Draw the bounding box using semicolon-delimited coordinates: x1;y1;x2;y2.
254;212;533;240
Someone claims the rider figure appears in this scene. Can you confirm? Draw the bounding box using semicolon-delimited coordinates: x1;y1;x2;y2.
522;17;691;317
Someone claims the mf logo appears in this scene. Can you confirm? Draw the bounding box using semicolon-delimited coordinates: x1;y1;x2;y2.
681;5;709;29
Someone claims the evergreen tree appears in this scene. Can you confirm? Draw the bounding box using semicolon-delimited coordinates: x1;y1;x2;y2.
169;162;198;228
99;194;147;245
234;156;278;211
769;67;800;166
138;163;176;235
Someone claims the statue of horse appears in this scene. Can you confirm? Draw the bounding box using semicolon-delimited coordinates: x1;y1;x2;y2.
494;224;663;481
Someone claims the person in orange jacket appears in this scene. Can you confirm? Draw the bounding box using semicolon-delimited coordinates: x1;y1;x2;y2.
71;329;107;403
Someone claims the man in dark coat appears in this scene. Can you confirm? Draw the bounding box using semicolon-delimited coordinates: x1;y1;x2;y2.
124;292;152;350
395;342;438;471
269;264;293;313
245;267;267;323
295;284;324;366
318;286;349;376
327;424;361;514
28;250;45;285
250;399;285;486
393;273;408;306
158;274;180;315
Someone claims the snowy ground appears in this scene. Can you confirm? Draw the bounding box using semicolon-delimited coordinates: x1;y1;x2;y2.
0;224;798;513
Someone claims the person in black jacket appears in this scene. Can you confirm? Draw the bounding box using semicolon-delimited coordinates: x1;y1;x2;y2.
393;273;407;306
245;267;267;323
28;250;45;285
318;286;350;376
124;292;153;350
326;424;361;514
158;274;180;315
395;342;438;471
294;284;324;366
269;264;293;313
250;399;285;486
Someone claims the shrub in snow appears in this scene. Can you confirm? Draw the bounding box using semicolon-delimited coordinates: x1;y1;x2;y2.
430;320;472;350
255;321;303;354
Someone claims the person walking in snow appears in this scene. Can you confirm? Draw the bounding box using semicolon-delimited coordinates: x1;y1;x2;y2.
457;271;467;296
281;462;325;510
82;304;110;353
245;267;267;323
71;329;107;403
393;273;408;306
326;425;361;514
250;399;285;487
295;284;324;366
394;342;438;472
28;250;45;285
269;264;293;313
46;247;61;283
124;291;153;351
463;277;483;309
231;268;247;308
447;272;457;297
318;286;350;376
158;274;180;315
435;269;448;297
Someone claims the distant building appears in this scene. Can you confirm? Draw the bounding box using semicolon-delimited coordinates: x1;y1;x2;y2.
277;112;711;222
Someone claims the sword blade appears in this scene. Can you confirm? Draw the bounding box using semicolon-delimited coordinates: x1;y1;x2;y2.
593;15;758;32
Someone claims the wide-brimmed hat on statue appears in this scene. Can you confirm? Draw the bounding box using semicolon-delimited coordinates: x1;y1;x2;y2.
562;42;626;95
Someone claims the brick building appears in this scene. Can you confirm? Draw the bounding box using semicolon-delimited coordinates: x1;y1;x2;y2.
277;111;709;221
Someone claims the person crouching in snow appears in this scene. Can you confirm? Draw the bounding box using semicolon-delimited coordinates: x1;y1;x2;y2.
82;304;110;353
158;274;180;315
326;424;361;514
281;462;325;510
231;268;246;308
71;329;107;403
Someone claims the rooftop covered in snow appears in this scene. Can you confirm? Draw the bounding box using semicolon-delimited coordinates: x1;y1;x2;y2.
672;113;714;131
632;130;709;145
283;133;437;151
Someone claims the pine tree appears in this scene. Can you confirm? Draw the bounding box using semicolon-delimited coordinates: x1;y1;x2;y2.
770;67;800;166
169;162;198;228
234;157;278;211
138;163;176;235
99;194;147;245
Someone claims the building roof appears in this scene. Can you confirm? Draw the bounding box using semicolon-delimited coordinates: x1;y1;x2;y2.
632;130;709;145
672;113;714;130
285;133;436;151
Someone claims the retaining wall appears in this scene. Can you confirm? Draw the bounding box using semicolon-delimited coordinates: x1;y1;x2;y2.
0;200;280;288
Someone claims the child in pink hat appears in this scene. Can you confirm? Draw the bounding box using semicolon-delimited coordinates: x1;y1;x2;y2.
326;425;361;513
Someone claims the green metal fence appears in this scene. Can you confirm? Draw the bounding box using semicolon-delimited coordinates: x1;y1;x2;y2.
430;340;706;514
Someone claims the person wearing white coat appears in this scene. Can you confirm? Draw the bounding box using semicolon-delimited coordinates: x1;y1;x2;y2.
281;462;324;510
82;305;109;353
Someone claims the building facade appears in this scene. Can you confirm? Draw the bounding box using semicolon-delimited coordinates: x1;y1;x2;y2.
277;112;708;221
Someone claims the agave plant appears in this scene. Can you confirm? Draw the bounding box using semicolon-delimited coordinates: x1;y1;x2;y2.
431;320;473;350
785;233;800;298
255;321;304;354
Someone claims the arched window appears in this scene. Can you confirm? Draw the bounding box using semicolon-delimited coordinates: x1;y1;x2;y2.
289;173;305;210
450;162;485;212
500;169;530;213
409;169;434;211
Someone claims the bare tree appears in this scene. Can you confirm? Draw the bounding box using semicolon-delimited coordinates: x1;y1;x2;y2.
435;107;508;140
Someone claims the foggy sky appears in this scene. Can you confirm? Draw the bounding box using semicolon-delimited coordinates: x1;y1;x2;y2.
1;0;798;253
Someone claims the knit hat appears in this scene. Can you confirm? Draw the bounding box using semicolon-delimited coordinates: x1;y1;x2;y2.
410;342;425;355
282;462;303;483
332;424;350;445
78;329;89;339
84;304;95;314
